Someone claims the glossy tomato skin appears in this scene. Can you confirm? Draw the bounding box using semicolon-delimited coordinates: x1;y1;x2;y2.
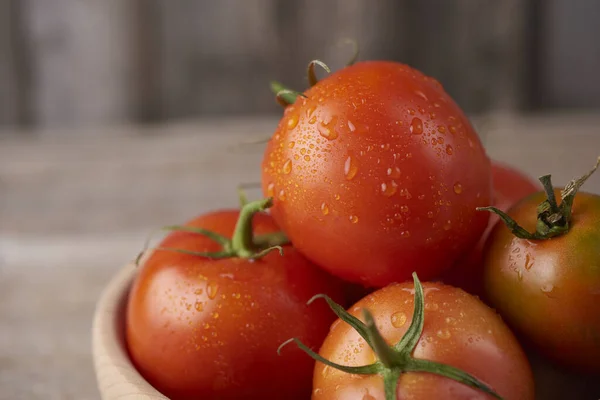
262;61;492;288
313;282;534;399
483;190;600;374
126;211;345;400
442;161;540;296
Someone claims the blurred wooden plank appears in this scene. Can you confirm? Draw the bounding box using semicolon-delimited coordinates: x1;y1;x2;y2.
0;0;19;128
20;0;139;128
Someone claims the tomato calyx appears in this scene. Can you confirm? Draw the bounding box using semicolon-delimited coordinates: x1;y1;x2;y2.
477;157;600;240
269;59;332;107
278;273;503;400
135;197;289;264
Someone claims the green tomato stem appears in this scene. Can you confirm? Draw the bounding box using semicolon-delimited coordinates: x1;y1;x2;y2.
477;156;600;241
279;272;504;400
307;59;331;87
269;81;307;107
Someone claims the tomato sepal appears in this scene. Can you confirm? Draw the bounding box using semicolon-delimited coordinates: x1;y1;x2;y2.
135;197;289;264
477;156;600;240
269;81;307;107
307;60;331;87
280;273;504;400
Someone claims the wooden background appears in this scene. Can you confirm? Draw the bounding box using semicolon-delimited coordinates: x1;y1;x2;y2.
1;0;599;132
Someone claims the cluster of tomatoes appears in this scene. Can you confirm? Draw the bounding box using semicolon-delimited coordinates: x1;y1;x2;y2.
124;59;600;400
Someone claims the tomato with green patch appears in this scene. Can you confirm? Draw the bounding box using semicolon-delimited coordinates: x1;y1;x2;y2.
262;60;491;288
125;198;345;400
481;158;600;374
280;273;534;399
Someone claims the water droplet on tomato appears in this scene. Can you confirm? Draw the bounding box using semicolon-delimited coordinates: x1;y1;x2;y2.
445;145;454;155
524;254;534;270
349;215;359;224
433;102;441;108
307;105;316;117
391;312;407;328
347;120;356;132
414;90;428;101
344;156;358;180
334;193;340;201
445;317;457;325
381;180;398;197
318;124;337;140
194;288;203;295
207;282;219;299
278;189;286;201
304;155;311;161
540;284;554;295
314;388;323;396
437;125;446;133
453;182;463;194
443;220;452;230
321;202;329;215
308;116;317;124
386;166;401;179
212;312;219;319
282;159;292;174
408;108;416;115
425;302;439;311
400;205;409;213
287;115;298;129
436;329;451;339
288;141;295;148
517;270;523;280
194;301;204;312
448;125;457;134
400;230;411;238
409;117;423;135
427;211;434;218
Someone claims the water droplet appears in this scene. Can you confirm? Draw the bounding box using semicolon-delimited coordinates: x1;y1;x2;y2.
436;329;451;339
418;107;425;114
304;155;311;161
524;254;534;270
282;159;292;174
347;120;356;132
314;388;322;395
541;284;554;294
400;230;411;238
433;102;441;108
512;247;521;254
409;117;423;135
415;90;428;101
445;145;454;155
307;105;316;117
266;182;275;197
427;211;434;218
445;317;457;325
386;166;401;179
381;180;398;197
349;215;359;224
194;288;203;295
318;123;337;140
425;302;439;311
453;182;463;194
448;125;457;134
232;293;241;299
212;312;219;319
408;108;416;115
517;270;523;280
288;141;295;149
207;282;219;299
300;148;306;155
194;301;204;312
334;193;340;200
390;312;407;328
278;189;286;201
400;205;409;213
287;115;298;129
308;116;317;124
437;125;446;133
321;365;330;377
443;220;452;230
430;112;437;119
321;202;329;215
344;156;358;180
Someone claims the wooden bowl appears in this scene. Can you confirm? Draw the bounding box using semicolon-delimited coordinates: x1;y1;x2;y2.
92;262;168;399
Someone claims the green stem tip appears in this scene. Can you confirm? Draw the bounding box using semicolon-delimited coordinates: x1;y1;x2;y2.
269;81;307;107
279;272;503;400
477;156;600;240
135;197;290;266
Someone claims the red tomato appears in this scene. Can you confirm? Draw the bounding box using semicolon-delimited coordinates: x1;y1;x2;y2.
292;278;534;399
125;201;345;399
441;161;540;295
483;184;600;374
262;61;492;288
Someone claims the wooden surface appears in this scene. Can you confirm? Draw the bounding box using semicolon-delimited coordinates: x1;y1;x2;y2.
1;113;600;399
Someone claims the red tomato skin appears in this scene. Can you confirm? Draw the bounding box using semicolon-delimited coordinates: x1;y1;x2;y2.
312;282;535;399
483;190;600;374
262;61;492;288
442;161;540;296
125;211;345;400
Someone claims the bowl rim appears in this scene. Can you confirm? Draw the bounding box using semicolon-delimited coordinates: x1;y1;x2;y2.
92;261;169;399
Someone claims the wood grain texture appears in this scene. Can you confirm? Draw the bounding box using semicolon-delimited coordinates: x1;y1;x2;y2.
1;114;600;399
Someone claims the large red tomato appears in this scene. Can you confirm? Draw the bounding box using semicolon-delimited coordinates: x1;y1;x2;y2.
482;159;600;374
281;274;535;399
441;161;540;296
125;199;345;399
262;61;491;288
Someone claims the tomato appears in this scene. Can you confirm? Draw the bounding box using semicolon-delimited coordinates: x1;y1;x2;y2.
125;199;345;400
262;60;492;288
441;161;540;296
482;160;600;374
281;274;534;399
